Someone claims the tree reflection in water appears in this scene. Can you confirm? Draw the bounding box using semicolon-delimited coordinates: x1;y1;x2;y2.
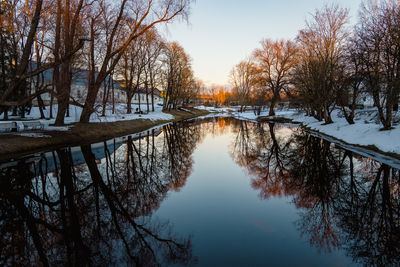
0;121;201;266
231;120;400;266
1;117;400;266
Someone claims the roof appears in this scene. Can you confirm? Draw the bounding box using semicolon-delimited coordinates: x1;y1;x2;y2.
137;87;162;96
116;81;162;97
28;62;123;90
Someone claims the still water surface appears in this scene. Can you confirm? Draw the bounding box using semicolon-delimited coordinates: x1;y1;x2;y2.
0;117;399;266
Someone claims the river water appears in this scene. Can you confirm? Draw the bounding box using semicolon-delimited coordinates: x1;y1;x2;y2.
0;117;399;266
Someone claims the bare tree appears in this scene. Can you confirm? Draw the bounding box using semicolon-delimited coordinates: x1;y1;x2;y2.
163;41;193;110
230;59;256;112
336;37;364;124
293;4;350;123
142;29;164;112
253;39;298;116
355;0;400;129
79;0;193;123
0;0;44;117
116;31;147;114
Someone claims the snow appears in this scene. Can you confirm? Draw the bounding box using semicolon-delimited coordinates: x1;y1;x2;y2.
14;133;52;138
195;105;400;156
286;109;400;155
196;105;237;113
0;103;174;132
87;104;174;122
2;101;399;157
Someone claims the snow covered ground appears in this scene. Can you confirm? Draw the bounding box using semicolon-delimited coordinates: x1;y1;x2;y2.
284;109;400;155
1;102;399;156
197;105;400;156
0;103;174;131
196;105;238;113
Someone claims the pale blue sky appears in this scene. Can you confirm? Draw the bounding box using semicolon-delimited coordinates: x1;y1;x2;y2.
163;0;363;86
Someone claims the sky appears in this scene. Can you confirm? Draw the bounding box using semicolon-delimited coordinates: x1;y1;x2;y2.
162;0;363;86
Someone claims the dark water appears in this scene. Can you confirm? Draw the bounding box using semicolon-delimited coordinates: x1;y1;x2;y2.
0;117;399;266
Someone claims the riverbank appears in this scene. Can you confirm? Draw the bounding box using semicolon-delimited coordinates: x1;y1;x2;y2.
236;108;400;160
0;108;209;161
194;106;400;159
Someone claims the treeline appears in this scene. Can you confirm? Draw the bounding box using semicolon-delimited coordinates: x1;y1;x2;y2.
0;0;198;125
232;0;400;130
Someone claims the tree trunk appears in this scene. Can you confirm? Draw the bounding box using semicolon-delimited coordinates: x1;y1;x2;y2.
37;95;46;119
2;108;8;120
55;99;69;125
383;100;393;130
101;78;110;117
138;92;141;112
126;91;132;114
269;93;280;116
49;86;54;119
146;93;149;113
80;81;102;123
112;75;115;114
66;104;70;117
151;88;155;112
342;106;355;124
269;101;276;116
323;104;333;124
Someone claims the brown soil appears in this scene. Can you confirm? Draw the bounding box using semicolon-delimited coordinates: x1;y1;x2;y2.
0;108;209;161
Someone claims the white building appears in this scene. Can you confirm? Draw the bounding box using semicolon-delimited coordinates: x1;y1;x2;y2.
130;88;163;106
29;64;163;106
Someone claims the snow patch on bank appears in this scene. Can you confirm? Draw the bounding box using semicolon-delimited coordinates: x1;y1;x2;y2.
199;105;400;156
14;133;52;138
287;110;400;155
0;104;174;132
196;105;236;113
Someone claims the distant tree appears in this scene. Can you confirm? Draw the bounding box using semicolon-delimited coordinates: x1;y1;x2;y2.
142;29;164;112
116;31;147;114
181;77;200;106
215;88;229;106
163;41;193;110
230;59;257;112
336;36;364;124
293;4;350;123
253;39;298;116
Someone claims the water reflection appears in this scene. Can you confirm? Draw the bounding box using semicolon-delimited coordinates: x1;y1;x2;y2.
0;121;202;266
231;120;400;266
0;118;399;266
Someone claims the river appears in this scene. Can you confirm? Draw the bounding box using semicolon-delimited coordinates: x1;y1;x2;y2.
0;117;399;266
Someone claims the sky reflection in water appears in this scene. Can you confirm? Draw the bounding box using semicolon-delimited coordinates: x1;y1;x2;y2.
0;117;399;266
157;119;351;266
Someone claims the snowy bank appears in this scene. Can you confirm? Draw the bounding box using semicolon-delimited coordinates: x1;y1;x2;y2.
198;105;400;156
285;110;400;156
0;108;208;159
0;104;174;132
